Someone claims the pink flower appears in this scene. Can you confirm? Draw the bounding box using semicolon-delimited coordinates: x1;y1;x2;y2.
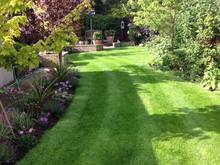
47;112;51;116
29;128;33;133
19;131;24;135
23;126;26;129
44;118;48;122
66;81;69;84
40;117;44;122
59;88;62;92
55;91;58;95
62;95;66;98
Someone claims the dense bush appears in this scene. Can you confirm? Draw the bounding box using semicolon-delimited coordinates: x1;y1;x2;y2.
43;100;64;117
17;134;37;149
129;24;152;45
0;139;17;165
142;0;220;90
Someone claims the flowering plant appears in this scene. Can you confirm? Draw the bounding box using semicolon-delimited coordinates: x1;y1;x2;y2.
0;138;17;164
37;112;50;127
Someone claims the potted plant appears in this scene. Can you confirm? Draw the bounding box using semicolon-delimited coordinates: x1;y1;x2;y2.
104;30;116;45
93;32;103;45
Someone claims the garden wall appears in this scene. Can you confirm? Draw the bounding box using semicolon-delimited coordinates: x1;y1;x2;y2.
39;52;68;67
73;45;103;52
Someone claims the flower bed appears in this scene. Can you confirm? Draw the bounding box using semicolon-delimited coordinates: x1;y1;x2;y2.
0;64;80;165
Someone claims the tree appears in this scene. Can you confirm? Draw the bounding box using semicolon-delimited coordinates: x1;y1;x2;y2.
0;0;41;70
20;0;90;65
0;0;90;70
20;0;85;44
132;0;181;52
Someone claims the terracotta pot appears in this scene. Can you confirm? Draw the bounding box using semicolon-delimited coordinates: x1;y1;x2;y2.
95;40;103;45
106;36;114;45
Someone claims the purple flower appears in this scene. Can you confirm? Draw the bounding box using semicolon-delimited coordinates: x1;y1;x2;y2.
19;131;24;135
22;112;26;115
55;91;58;95
62;95;66;98
59;88;62;92
66;81;69;84
29;128;33;133
63;92;67;95
23;126;26;129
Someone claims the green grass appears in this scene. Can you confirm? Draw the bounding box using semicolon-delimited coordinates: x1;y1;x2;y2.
18;46;220;165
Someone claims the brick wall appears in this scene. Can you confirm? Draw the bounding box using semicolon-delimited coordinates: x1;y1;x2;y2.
73;45;103;52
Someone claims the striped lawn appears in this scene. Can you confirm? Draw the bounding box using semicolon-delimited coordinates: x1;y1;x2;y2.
19;46;220;165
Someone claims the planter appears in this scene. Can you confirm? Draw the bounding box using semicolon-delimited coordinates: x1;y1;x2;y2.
106;36;115;45
95;40;103;45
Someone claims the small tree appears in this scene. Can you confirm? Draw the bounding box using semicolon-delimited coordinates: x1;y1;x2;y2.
21;0;90;65
0;0;41;70
132;0;181;52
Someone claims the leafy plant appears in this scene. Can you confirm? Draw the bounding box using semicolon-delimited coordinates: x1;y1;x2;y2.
68;77;79;88
14;42;25;51
37;113;50;127
93;32;103;40
202;61;220;90
128;24;151;45
0;139;17;165
69;69;81;79
43;100;64;117
12;110;34;134
28;76;56;112
51;64;71;83
104;30;116;37
17;134;37;149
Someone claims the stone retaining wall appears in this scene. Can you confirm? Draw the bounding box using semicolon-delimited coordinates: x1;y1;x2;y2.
39;52;68;67
73;45;103;52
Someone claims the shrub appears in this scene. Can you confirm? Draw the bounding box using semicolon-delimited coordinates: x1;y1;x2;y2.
128;24;151;45
13;42;25;51
43;100;64;117
0;139;17;165
93;32;103;40
68;77;79;88
69;69;80;79
28;76;56;112
37;113;50;127
12;110;34;134
17;134;37;149
104;30;116;37
202;60;220;90
0;124;12;141
51;64;70;83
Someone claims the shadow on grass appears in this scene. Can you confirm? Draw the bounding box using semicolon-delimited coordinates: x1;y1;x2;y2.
60;70;220;164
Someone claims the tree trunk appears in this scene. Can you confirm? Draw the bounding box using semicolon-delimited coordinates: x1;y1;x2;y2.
170;11;175;53
59;51;62;66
